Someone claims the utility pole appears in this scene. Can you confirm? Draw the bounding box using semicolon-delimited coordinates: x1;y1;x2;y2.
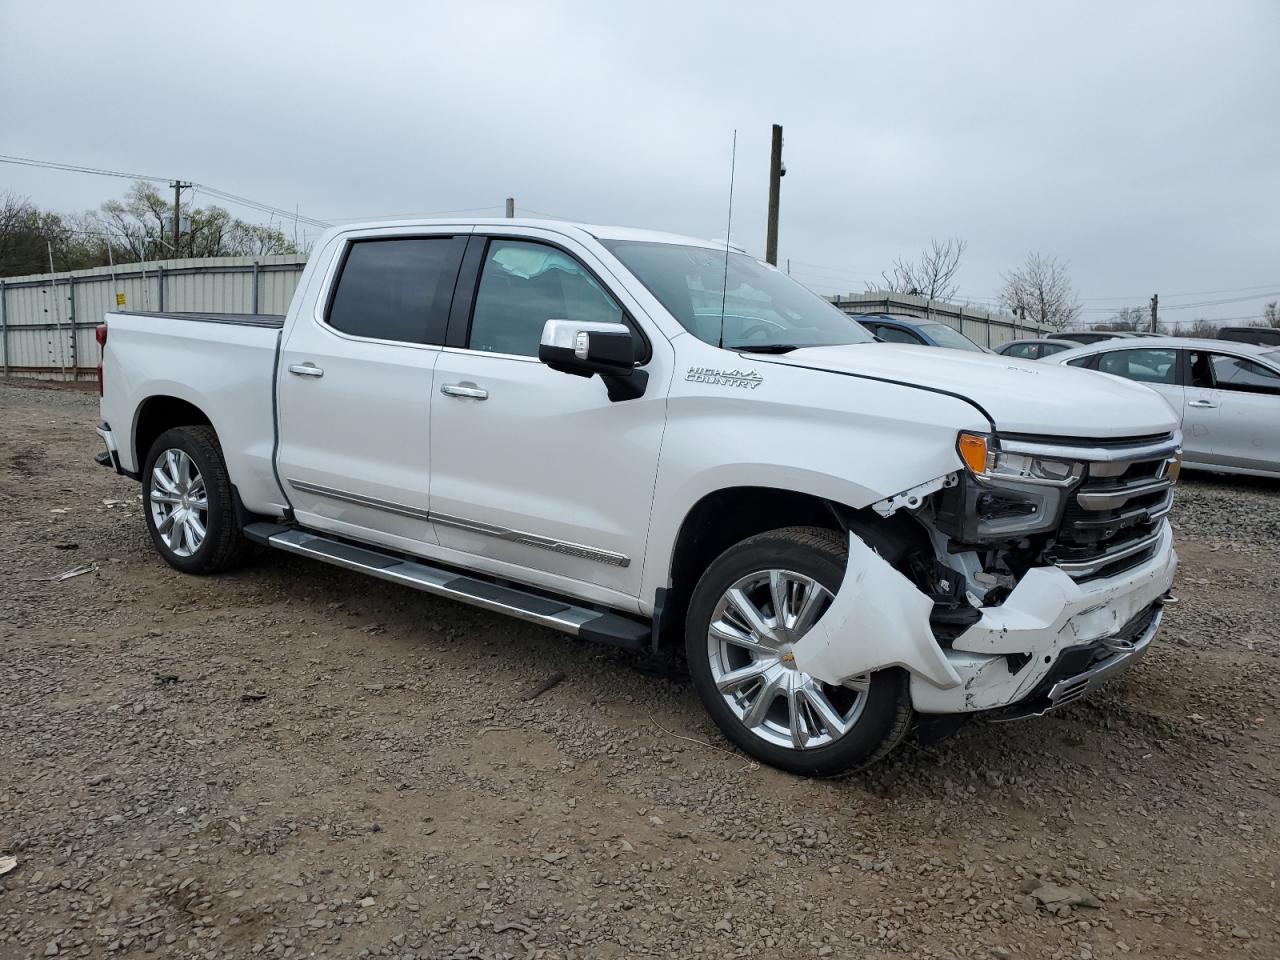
505;197;515;218
1150;293;1158;333
170;180;190;253
765;123;784;265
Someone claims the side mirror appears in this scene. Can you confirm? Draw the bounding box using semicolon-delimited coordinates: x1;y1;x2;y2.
539;320;635;376
539;319;647;401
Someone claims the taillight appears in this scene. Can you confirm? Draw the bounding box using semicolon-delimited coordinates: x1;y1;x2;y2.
96;323;108;396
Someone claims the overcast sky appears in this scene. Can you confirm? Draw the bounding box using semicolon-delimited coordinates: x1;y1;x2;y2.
3;1;1277;327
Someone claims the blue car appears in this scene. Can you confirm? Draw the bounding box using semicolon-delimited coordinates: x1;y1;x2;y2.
854;314;989;353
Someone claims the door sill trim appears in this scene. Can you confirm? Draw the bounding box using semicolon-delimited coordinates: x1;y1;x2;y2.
285;478;630;567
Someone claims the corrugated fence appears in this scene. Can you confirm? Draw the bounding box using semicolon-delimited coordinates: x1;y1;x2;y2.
0;255;308;380
829;292;1051;347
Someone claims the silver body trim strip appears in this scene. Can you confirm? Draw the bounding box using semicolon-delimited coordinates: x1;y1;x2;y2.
431;513;631;568
286;478;432;522
285;479;630;567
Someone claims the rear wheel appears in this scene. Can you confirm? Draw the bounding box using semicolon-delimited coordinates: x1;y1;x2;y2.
142;426;247;574
685;526;911;776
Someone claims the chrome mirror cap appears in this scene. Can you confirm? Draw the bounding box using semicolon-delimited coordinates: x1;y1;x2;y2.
540;319;631;354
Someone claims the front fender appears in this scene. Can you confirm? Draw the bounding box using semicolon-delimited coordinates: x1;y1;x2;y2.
792;531;960;690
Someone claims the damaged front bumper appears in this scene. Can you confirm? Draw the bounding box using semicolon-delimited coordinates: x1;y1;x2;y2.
793;521;1177;718
911;520;1177;714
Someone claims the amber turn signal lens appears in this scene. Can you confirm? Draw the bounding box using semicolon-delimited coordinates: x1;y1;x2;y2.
957;433;990;474
1167;452;1182;484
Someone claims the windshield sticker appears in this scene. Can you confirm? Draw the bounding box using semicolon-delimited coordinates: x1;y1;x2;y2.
685;367;764;390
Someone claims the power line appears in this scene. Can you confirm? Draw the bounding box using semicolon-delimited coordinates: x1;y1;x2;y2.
0;153;171;183
0;153;331;230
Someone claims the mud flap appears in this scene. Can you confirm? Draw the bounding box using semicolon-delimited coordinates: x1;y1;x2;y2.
792;532;961;690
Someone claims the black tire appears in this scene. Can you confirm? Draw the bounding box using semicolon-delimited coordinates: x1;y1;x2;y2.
142;425;248;575
685;525;912;776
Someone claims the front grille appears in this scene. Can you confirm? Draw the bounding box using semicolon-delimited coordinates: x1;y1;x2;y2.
1040;433;1179;581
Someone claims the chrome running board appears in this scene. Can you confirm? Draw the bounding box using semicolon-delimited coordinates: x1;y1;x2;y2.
243;523;649;651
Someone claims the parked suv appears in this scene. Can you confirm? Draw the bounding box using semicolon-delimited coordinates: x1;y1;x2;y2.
95;218;1180;775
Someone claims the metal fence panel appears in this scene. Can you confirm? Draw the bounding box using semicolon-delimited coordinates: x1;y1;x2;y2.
828;292;1050;348
0;255;308;379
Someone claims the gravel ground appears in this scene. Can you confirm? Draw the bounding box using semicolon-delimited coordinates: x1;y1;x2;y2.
1;381;1277;960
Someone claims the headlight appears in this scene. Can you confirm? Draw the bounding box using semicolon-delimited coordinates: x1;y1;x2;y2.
957;432;1083;486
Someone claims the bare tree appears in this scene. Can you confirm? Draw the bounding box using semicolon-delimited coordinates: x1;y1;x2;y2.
1096;305;1148;332
1179;317;1219;339
873;237;967;301
1264;301;1279;329
998;252;1081;331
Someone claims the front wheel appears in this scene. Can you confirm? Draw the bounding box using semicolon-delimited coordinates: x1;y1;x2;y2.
685;526;911;776
142;426;248;574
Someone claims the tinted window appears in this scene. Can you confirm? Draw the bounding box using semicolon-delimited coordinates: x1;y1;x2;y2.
602;240;874;349
876;325;923;345
1097;348;1177;384
327;238;460;343
468;239;623;357
1066;355;1094;368
1210;354;1280;395
1039;341;1070;356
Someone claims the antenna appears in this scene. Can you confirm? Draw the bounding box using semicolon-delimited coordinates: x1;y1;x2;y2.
717;129;737;350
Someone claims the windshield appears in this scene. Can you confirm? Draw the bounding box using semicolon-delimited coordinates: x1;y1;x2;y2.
919;322;984;352
601;240;873;349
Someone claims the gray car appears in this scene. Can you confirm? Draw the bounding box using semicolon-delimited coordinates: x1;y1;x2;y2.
994;338;1077;360
1049;337;1280;479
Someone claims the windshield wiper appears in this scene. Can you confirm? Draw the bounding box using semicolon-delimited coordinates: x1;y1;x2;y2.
734;344;804;354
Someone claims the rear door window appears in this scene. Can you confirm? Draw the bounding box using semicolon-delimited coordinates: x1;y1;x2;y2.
1096;348;1177;384
1208;353;1280;396
326;237;464;343
1039;342;1070;357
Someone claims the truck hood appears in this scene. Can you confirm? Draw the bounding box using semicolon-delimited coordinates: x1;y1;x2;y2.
757;343;1179;439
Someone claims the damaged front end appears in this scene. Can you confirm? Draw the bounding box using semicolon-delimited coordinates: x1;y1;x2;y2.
794;430;1182;718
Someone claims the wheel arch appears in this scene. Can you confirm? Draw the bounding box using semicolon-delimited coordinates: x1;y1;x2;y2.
653;484;928;649
133;394;215;470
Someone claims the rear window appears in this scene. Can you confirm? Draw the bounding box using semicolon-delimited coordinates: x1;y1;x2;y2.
327;237;463;343
920;322;983;352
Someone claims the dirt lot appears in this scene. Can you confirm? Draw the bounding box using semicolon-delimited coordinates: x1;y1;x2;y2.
1;381;1277;960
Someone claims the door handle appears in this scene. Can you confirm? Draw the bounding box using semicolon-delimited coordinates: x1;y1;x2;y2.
440;383;488;400
288;363;324;379
1188;399;1218;409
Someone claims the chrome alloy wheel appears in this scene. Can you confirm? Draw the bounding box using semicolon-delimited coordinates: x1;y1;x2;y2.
707;569;869;750
149;449;208;558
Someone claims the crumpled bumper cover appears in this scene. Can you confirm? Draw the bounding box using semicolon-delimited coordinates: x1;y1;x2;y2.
791;522;1177;716
912;520;1177;713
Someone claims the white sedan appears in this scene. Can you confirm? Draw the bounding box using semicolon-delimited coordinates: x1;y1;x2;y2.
1048;336;1280;479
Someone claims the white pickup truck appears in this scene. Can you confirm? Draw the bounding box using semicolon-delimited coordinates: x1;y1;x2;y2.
96;218;1180;775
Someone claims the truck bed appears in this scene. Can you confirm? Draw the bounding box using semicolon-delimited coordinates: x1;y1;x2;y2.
99;309;286;513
